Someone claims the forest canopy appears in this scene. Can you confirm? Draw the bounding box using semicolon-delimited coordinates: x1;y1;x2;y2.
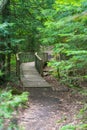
0;0;87;86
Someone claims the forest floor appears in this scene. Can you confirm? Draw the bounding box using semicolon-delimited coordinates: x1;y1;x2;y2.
18;67;87;130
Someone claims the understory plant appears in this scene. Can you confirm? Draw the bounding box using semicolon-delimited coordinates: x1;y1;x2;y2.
60;103;87;130
48;43;87;87
0;22;24;84
0;89;29;129
39;0;87;87
60;124;87;130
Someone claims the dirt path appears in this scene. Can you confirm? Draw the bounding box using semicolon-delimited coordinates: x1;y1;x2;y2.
18;87;83;130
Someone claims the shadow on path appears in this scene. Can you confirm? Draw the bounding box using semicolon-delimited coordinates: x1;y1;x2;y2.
19;88;63;130
18;87;82;130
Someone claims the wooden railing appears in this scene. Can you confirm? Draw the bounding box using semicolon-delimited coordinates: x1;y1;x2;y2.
35;52;43;76
16;52;48;78
16;53;20;78
35;52;48;76
18;52;35;63
16;52;35;78
38;52;48;65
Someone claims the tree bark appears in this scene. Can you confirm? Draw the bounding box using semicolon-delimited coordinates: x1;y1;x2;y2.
2;0;11;76
3;0;11;76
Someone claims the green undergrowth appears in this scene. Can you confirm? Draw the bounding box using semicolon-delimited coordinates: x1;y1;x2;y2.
0;88;29;130
60;88;87;130
60;124;87;130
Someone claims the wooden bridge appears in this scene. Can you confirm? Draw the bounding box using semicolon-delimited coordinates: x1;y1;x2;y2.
16;52;51;88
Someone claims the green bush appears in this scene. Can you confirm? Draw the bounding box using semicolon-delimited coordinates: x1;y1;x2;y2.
60;124;87;130
39;0;87;87
0;89;29;129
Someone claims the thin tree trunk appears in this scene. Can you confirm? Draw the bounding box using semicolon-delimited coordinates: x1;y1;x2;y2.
2;0;11;75
2;0;11;76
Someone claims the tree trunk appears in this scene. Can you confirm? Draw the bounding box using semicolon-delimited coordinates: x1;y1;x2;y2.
2;0;11;76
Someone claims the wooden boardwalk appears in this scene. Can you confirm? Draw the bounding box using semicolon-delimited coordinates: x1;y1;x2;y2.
20;62;51;88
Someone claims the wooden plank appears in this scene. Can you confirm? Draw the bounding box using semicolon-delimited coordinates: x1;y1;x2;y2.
22;81;51;88
20;62;51;88
16;54;20;77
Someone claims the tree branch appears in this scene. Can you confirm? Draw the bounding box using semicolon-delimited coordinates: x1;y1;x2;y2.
0;0;8;12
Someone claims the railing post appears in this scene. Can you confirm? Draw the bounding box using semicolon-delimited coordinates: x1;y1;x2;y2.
43;52;48;63
16;54;20;79
40;59;43;76
35;52;43;76
35;52;37;70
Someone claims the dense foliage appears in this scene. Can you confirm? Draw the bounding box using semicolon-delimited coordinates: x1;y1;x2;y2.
38;0;87;87
0;0;87;129
10;0;55;52
0;89;28;129
0;0;87;86
8;0;87;87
